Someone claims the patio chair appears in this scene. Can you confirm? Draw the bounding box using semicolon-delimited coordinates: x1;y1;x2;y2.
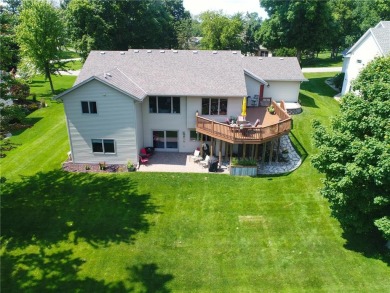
140;147;152;158
199;155;210;167
139;155;149;167
190;149;202;162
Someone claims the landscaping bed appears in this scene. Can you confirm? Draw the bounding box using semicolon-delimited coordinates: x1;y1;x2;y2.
62;162;128;173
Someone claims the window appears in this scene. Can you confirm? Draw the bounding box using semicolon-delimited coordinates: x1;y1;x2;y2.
81;101;97;114
149;96;180;113
190;130;198;141
201;98;228;115
92;139;115;153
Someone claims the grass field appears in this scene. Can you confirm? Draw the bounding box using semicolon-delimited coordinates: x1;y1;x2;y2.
1;73;389;292
301;51;343;68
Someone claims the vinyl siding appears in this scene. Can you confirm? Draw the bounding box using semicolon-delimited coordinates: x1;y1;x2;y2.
341;34;382;95
63;80;138;164
264;81;300;103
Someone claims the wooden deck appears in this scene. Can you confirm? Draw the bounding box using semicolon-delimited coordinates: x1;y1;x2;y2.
196;100;291;144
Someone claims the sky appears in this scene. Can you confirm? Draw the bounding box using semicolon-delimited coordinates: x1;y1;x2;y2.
183;0;268;19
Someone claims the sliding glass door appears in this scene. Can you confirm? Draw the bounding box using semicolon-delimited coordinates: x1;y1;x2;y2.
153;131;178;150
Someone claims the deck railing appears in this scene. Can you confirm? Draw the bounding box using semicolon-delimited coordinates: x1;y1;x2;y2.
196;101;292;144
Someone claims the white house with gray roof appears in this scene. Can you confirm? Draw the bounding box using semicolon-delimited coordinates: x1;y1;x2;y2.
56;49;306;165
341;21;390;95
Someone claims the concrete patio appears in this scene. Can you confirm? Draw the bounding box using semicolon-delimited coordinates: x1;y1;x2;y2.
137;135;301;175
137;152;229;174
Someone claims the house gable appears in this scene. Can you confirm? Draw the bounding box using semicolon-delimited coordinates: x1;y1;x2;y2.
62;79;138;164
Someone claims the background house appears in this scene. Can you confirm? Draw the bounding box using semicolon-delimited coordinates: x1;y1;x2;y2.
341;21;390;95
56;50;305;165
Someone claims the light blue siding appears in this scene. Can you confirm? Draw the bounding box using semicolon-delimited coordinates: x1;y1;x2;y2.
63;80;138;164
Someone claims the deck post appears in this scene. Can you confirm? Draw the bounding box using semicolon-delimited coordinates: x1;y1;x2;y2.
255;144;259;160
269;140;274;164
218;140;222;167
251;144;255;159
210;137;214;156
261;142;266;168
276;137;280;162
200;134;204;158
243;143;246;159
230;143;233;163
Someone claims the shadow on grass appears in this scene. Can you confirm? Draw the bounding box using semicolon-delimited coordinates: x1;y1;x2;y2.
301;76;338;98
1;248;173;292
128;264;174;292
289;131;308;164
1;170;158;249
299;92;318;108
342;230;390;266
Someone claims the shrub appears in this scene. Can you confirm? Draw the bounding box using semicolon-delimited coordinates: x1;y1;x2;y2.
333;72;345;91
231;157;257;166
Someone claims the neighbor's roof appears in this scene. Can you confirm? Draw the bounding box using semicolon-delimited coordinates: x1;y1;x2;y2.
347;21;390;56
242;57;306;82
59;49;306;100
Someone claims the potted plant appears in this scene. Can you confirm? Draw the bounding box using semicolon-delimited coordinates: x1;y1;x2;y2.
267;105;275;114
99;162;106;170
127;160;136;171
229;116;238;124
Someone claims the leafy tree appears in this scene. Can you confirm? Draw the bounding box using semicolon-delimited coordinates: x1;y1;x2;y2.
66;0;189;59
312;56;390;241
0;5;19;71
327;0;357;57
200;11;243;50
242;12;262;55
175;18;193;49
66;0;112;60
258;0;332;62
16;0;66;94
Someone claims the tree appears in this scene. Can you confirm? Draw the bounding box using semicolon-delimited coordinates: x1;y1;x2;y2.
242;12;262;55
200;11;243;50
16;0;66;94
258;0;332;62
0;4;19;71
312;56;390;241
66;0;189;59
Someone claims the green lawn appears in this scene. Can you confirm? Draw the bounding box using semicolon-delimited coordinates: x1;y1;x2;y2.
301;51;343;68
1;73;389;292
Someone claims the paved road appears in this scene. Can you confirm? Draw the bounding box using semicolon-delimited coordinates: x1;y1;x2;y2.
302;67;342;73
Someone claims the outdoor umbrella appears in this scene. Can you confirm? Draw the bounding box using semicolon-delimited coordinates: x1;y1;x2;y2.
241;96;247;119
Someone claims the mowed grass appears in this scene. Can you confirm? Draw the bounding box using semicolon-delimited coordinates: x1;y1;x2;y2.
301;51;343;68
1;75;76;180
1;73;390;292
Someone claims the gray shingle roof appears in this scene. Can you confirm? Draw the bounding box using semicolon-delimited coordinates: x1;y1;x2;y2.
371;25;390;55
73;49;305;100
347;21;390;56
242;57;306;81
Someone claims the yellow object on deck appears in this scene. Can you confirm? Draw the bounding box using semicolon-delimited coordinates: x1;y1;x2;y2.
241;96;247;118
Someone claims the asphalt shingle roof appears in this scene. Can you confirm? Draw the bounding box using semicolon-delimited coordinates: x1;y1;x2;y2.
74;49;306;100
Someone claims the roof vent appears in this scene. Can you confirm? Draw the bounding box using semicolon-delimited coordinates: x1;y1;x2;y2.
279;57;284;60
160;50;165;53
100;51;105;55
147;50;152;53
134;50;139;53
193;50;198;54
172;50;178;53
212;51;218;54
120;52;125;55
258;57;263;60
232;51;237;54
106;73;112;77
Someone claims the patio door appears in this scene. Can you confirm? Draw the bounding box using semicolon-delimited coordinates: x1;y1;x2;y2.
153;130;178;151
